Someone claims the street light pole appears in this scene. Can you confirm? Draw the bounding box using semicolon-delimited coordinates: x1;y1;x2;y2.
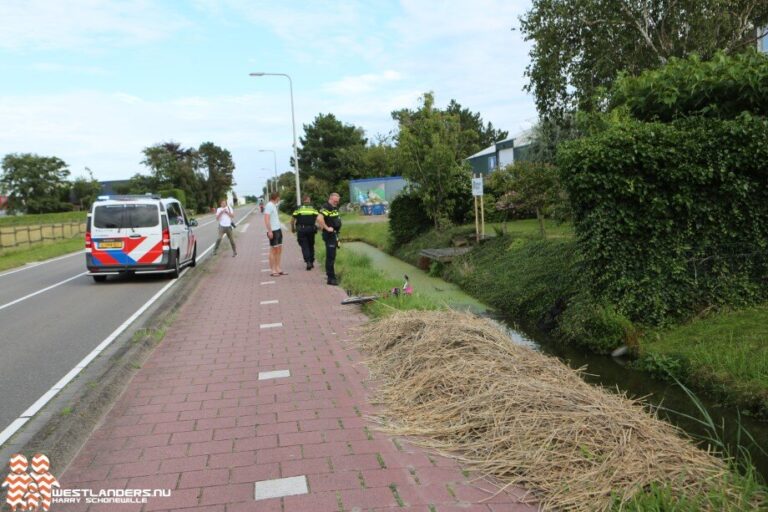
258;149;279;198
250;72;301;206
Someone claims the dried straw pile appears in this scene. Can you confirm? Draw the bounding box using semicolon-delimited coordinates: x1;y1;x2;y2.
355;310;756;511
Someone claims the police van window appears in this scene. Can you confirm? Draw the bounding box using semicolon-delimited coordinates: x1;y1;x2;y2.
179;205;189;225
94;204;159;229
167;203;184;225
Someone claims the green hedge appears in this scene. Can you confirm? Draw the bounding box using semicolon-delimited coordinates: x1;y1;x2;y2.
611;51;768;122
388;190;432;248
559;115;768;324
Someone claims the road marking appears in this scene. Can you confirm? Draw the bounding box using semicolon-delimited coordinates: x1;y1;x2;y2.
260;322;282;329
260;300;278;305
240;223;250;233
261;269;271;272
260;259;268;263
254;476;308;500
260;281;275;285
258;370;290;380
0;237;226;449
0;419;29;448
0;251;86;279
0;272;88;312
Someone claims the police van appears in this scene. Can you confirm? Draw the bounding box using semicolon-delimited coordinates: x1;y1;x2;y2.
85;195;198;282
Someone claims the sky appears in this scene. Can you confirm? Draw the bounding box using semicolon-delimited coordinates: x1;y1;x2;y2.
0;0;538;198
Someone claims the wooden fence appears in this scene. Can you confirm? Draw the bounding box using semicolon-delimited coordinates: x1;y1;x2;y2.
0;221;87;251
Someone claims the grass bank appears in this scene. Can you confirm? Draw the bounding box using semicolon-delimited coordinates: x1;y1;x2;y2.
0;238;84;272
0;211;86;227
330;219;765;512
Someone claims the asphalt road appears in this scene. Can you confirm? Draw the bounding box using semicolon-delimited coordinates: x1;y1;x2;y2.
0;206;256;442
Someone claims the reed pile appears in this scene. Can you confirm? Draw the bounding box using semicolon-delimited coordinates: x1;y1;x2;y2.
355;310;762;511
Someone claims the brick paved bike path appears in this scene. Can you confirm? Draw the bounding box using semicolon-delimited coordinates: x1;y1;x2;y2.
57;215;537;511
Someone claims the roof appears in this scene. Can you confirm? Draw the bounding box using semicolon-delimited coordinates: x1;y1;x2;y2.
466;144;497;160
349;176;404;184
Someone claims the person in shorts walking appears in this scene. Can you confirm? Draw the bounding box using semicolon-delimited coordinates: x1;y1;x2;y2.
264;192;285;276
213;199;237;256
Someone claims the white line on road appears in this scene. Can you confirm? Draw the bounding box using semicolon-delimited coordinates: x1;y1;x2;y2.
260;322;282;329
0;272;88;312
260;281;275;285
0;210;267;444
0;236;227;449
240;223;250;233
260;300;278;305
0;250;85;279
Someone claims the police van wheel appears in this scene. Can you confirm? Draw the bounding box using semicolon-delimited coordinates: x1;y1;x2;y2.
190;243;197;268
92;275;107;283
170;251;181;279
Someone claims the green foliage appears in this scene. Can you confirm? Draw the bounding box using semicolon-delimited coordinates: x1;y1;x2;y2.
394;99;508;158
612;51;768;122
559;115;768;324
394;92;473;227
157;188;187;208
638;303;768;416
519;0;768;118
0;211;86;227
1;153;71;213
70;168;102;211
0;238;83;270
388;190;432;248
558;295;636;353
298;112;367;198
341;221;390;251
488;162;567;237
137;141;235;214
444;236;580;326
198;141;235;210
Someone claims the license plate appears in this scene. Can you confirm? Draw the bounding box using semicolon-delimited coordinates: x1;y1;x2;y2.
98;241;123;249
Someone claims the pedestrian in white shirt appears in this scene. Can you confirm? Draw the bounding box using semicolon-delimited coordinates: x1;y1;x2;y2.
213;199;237;256
264;192;285;276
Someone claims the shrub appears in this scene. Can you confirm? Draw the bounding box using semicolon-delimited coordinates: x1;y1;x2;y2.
558;295;636;354
611;51;768;122
559;114;768;324
158;188;187;208
389;190;432;248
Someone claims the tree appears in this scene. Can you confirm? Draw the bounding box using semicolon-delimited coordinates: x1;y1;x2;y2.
519;0;768;118
198;142;235;208
491;162;564;237
1;153;71;213
71;167;102;210
394;92;472;227
297;113;367;188
141;142;203;212
393;99;507;158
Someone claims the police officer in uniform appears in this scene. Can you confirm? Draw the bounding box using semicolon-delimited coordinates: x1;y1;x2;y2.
291;195;319;270
316;192;342;286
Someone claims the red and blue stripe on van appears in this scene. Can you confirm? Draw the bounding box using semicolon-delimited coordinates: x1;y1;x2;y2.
89;236;164;266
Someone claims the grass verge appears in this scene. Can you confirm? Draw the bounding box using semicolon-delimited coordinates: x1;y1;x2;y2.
0;211;86;226
637;306;768;417
0;238;83;272
315;239;439;318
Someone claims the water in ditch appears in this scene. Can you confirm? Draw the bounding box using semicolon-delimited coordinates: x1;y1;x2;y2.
345;241;768;482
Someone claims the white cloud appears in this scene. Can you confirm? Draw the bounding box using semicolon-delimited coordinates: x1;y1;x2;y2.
324;70;402;95
0;0;191;51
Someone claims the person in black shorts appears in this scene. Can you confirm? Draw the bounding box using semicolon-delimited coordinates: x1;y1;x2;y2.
264;192;285;276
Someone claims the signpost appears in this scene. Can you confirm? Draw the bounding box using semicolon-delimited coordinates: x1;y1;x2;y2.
472;175;485;243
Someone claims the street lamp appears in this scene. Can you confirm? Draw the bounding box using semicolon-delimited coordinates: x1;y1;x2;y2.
249;72;301;206
258;149;279;197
